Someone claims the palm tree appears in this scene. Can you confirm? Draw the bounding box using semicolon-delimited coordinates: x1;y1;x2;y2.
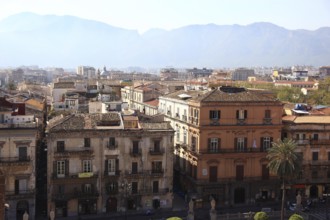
267;138;301;220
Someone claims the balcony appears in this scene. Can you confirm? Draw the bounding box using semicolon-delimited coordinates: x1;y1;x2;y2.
55;147;93;156
125;170;145;177
149;148;164;155
198;147;263;154
0;156;31;165
263;118;272;125
72;189;99;199
303;160;330;166
191;176;279;185
310;139;330;145
130;148;142;156
182;115;187;122
52;172;99;181
107;141;118;150
138;188;169;195
6;189;35;200
236;118;246;125
104;170;120;177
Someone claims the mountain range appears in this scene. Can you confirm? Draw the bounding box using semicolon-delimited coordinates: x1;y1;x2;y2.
0;12;329;68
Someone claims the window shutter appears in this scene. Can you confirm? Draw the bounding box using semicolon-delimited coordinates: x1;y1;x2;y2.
244;138;247;150
209;111;212;119
244;110;247;119
218;111;221;119
236;110;239;119
116;159;119;173
260;138;264;150
208;138;211;148
270;137;273;145
53;161;57;176
65;160;69;176
218;138;221;148
105;160;108;175
234;138;237;149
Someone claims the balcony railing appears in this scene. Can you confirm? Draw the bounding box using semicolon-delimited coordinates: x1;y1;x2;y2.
55;147;93;154
0;156;31;163
138;188;169;195
52;172;99;179
52;190;99;200
198;147;264;154
104;170;120;177
107;141;118;149
191;176;279;185
310;139;330;145
303;160;330;166
130;148;142;156
149;148;164;155
6;189;35;199
263;118;272;124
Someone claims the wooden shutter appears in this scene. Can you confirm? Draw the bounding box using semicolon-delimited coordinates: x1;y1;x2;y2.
65;160;69;176
234;138;237;150
105;160;108;175
218;138;221;149
244;110;247;119
236;110;239;119
53;161;57;176
260;137;264;151
116;159;119;174
244;138;247;151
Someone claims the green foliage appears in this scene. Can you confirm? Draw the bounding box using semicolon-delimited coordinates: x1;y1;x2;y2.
7;81;17;90
266;138;301;178
289;213;304;220
254;211;269;220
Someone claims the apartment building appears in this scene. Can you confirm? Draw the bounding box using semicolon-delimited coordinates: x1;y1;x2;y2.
160;86;283;206
121;83;166;115
282;115;330;201
0;97;39;220
46;112;174;218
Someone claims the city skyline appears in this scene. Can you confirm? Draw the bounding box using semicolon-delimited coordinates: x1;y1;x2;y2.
0;0;330;33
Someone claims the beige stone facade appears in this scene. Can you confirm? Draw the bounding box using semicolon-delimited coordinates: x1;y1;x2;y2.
46;112;174;218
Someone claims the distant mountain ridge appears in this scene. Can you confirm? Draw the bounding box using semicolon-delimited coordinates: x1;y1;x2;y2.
0;12;329;68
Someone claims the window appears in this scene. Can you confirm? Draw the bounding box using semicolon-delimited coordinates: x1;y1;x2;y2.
312;170;318;179
209;110;221;120
15;179;27;194
208;138;219;153
262;164;269;180
83;160;92;172
176;128;180;142
194;109;199;118
57;161;65;177
191;136;197;151
312;134;319;140
132;162;138;174
265;110;271;118
154;140;160;152
261;137;272;151
236;165;244;181
83;184;92;193
108;137;116;148
235;137;247;152
132;141;139;154
209;166;217;182
153;181;159;193
132;182;138;194
84;138;90;148
236;110;247;119
108;159;116;175
312;152;318;161
58;185;65;194
152;161;162;173
57;141;65;152
328;152;330;161
18;147;27;161
183;130;187;144
106;182;118;193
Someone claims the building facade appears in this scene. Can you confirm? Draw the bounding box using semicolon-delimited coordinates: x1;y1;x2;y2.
0;98;39;220
46;112;174;218
160;87;283;206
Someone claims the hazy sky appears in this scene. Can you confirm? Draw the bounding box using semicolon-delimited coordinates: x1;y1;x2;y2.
0;0;329;33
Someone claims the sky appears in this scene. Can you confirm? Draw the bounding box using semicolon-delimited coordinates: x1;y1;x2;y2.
0;0;330;33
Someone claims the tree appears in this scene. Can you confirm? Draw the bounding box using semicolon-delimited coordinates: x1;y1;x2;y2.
289;213;304;220
266;139;301;220
254;211;269;220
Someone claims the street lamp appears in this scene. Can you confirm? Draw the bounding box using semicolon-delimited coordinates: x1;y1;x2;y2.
120;179;131;220
4;203;9;220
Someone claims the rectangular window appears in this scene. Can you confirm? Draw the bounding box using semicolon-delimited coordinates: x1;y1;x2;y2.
312;152;318;161
209;166;217;182
57;141;65;152
152;161;162;173
236;165;244;181
154;140;160;152
83;160;92;172
84;138;90;148
108;159;116;175
183;130;187;144
208;138;219;153
191;136;197;151
261;137;272;151
236;137;246;152
107;182;118;193
132;141;139;154
262;164;269;180
312;134;319;140
132;182;138;194
83;184;92;193
18;147;27;161
236;110;247;119
153;181;159;193
108;137;116;148
132;162;138;174
209;110;221;120
57;161;65;177
265;110;271;118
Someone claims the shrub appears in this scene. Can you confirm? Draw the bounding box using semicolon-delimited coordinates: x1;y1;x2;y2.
289;214;304;220
254;211;269;220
